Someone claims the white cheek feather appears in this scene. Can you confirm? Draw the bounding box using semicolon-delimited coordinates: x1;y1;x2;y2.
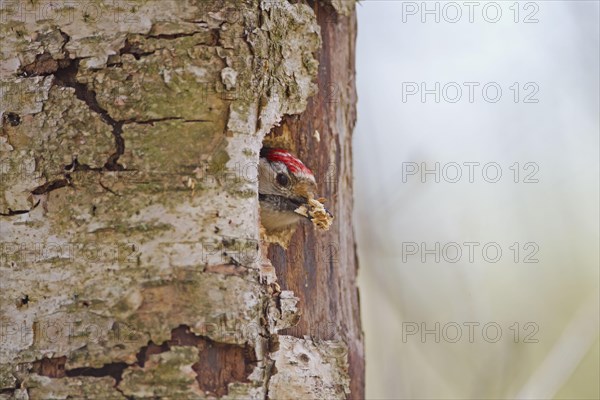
258;158;279;195
260;207;301;231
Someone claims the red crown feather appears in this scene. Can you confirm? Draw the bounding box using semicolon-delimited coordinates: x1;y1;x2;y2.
260;148;314;179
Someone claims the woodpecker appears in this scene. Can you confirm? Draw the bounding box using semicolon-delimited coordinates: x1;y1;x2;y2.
259;147;326;233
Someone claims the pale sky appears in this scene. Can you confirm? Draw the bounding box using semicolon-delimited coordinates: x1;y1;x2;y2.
354;1;599;398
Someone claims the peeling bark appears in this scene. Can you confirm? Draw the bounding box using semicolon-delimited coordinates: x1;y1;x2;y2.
1;0;362;399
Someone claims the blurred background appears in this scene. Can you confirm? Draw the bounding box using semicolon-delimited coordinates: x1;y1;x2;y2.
354;1;599;399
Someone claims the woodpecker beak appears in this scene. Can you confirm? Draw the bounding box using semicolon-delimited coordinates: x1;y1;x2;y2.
288;195;314;218
258;194;306;214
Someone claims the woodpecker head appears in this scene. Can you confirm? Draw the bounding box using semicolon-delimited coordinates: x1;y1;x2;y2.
258;147;320;232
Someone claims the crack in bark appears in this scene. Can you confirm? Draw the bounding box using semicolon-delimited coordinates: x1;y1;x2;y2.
1;156;103;217
18;52;71;77
64;156;103;173
30;177;71;195
53;59;125;171
119;38;158;60
30;356;128;383
66;362;129;384
24;325;256;397
147;32;202;40
261;296;280;400
0;177;73;216
133;325;256;397
98;180;120;196
29;356;130;398
118;29;220;61
148;29;221;46
17;30;72;77
0;376;22;397
122;117;212;125
0;203;38;216
7;31;216;213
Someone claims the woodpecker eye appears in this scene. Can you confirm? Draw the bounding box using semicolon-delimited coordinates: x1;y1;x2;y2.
276;173;289;187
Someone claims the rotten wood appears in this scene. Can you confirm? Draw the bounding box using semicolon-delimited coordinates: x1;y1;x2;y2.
266;1;364;399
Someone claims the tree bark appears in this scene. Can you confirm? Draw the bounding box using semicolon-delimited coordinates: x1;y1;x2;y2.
265;1;363;399
0;1;362;399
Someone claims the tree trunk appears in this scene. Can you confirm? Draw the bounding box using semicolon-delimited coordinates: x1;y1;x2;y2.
0;1;362;399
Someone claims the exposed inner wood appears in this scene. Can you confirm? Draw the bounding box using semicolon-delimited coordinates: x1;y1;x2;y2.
265;2;364;399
